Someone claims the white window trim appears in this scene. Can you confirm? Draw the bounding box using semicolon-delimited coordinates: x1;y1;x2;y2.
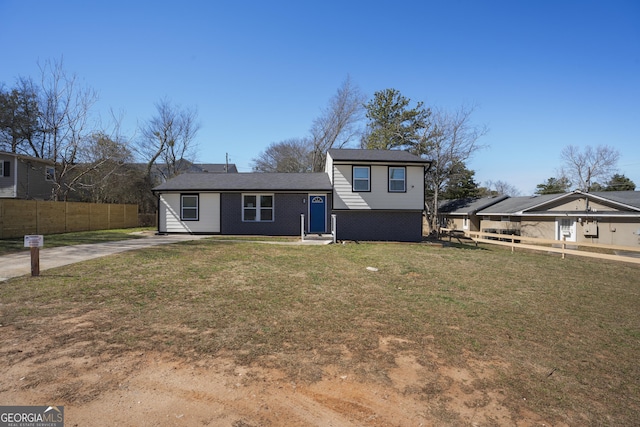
242;193;275;222
463;217;469;230
353;166;370;192
388;166;406;192
181;194;199;221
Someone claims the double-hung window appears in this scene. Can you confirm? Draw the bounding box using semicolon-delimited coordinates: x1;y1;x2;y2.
388;167;406;192
45;166;55;181
353;166;370;192
181;194;199;221
243;194;274;222
1;161;10;177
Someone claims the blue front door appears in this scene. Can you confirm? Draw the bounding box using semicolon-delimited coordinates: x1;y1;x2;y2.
309;195;326;233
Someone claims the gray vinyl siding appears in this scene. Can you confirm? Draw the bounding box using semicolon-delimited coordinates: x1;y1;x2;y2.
16;160;55;200
221;193;332;236
0;155;55;200
333;210;424;242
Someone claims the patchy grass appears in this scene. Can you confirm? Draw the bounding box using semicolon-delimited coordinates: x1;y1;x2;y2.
1;240;638;425
0;228;153;255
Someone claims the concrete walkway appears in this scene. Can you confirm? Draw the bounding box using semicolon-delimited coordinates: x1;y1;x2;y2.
0;233;333;282
0;234;213;282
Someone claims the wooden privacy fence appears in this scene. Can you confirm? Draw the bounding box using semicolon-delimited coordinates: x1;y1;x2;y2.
0;200;138;239
441;228;640;265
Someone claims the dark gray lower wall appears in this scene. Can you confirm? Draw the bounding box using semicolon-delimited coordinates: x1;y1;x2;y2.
333;210;424;242
221;193;331;236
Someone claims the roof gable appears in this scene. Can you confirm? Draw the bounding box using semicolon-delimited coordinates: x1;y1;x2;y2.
478;191;640;215
587;191;640;211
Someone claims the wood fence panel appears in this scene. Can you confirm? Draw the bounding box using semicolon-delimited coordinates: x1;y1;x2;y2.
0;200;140;238
37;201;66;235
109;204;125;229
89;204;109;230
1;200;38;239
125;204;139;228
66;203;90;232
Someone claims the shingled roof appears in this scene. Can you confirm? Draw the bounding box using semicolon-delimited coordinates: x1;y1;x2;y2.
327;148;430;164
439;195;509;215
153;172;332;192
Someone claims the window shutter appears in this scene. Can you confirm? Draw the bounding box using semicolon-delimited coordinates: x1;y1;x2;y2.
3;161;10;177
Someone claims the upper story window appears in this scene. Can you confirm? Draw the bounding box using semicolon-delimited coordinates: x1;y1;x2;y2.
45;166;55;181
352;166;370;192
388;167;406;192
1;161;11;178
181;194;199;221
243;194;274;222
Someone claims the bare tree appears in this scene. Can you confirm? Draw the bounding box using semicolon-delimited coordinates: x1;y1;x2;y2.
560;144;620;192
36;58;99;200
309;76;365;171
252;138;312;172
483;180;521;196
139;98;200;181
422;105;488;232
73;132;133;202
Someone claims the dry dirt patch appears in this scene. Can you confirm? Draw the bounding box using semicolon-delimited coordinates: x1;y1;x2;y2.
0;314;556;427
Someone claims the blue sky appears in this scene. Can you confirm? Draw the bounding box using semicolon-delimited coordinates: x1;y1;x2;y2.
1;0;638;194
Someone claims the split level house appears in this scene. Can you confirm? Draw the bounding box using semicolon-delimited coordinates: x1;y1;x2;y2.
0;151;56;200
439;190;640;247
153;148;432;242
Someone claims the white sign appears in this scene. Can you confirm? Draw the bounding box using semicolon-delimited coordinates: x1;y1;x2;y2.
24;235;44;248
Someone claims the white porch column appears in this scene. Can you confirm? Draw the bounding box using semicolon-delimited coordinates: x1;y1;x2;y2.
331;214;337;244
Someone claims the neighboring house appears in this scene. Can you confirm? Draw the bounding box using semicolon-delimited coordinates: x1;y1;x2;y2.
439;195;509;232
150;159;238;177
440;191;640;247
153;149;431;241
0;151;56;200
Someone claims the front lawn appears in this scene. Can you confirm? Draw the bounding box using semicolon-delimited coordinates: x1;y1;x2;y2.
1;240;638;425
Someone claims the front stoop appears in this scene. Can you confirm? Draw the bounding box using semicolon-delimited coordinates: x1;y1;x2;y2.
301;234;334;244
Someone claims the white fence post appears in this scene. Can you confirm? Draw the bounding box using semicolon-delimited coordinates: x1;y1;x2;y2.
301;214;305;241
331;214;337;244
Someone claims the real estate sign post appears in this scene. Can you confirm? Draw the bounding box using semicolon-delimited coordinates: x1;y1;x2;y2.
24;235;44;277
